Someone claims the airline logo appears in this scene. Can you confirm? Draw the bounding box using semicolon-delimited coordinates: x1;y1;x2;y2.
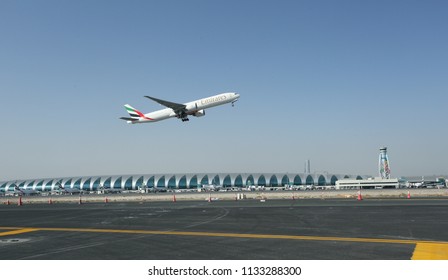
125;105;153;120
200;95;227;106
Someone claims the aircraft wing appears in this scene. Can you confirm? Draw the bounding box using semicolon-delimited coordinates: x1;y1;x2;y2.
144;96;186;111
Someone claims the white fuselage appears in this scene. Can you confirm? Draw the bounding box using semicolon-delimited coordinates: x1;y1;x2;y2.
134;92;239;124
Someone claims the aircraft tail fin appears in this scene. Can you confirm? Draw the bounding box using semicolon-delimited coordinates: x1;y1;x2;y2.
13;184;24;194
123;104;145;120
56;182;64;190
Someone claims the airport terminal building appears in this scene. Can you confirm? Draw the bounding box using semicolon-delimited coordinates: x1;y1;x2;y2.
0;172;367;193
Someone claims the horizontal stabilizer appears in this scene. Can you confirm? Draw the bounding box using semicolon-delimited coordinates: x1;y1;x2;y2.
120;117;138;121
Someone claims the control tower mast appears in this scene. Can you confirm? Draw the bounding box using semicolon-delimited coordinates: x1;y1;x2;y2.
379;147;391;179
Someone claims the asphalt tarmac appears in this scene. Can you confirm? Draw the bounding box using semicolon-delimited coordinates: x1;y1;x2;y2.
1;199;448;259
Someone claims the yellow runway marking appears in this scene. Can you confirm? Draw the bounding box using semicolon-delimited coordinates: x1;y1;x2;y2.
412;243;448;260
24;228;436;245
1;226;448;259
0;228;39;237
38;227;448;246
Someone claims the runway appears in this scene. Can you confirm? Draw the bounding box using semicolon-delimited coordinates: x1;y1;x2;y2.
1;199;448;259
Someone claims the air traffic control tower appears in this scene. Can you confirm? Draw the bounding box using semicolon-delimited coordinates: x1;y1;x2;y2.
335;146;399;189
379;147;391;179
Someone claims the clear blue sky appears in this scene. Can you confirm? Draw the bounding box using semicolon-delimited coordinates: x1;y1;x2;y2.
1;0;447;181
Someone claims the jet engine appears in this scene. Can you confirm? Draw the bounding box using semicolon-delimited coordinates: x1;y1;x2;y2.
192;109;205;117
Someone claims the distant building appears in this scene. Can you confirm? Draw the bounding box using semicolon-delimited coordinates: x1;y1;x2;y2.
335;177;400;190
1;172;369;193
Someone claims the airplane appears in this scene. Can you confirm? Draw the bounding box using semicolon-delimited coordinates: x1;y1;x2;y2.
120;92;240;124
407;180;441;188
197;183;223;192
99;184;123;194
56;181;82;194
12;183;40;196
245;185;265;191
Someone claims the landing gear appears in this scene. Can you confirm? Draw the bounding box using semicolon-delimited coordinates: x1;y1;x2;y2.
177;111;189;122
